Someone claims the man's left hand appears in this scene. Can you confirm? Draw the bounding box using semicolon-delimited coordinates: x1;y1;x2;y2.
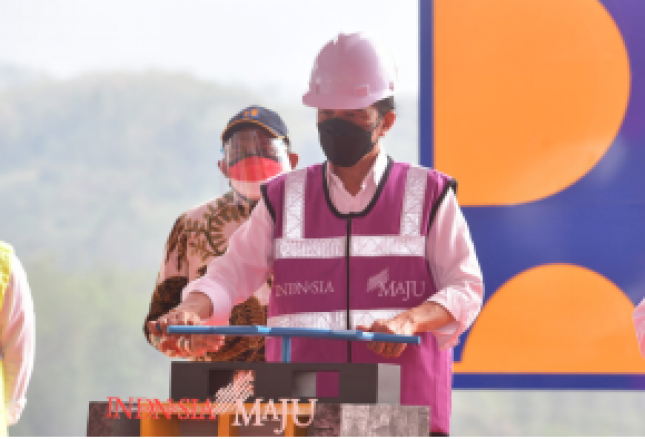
356;316;416;359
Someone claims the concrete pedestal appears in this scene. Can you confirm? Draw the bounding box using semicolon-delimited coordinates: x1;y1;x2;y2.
88;361;429;436
171;361;401;404
88;401;429;437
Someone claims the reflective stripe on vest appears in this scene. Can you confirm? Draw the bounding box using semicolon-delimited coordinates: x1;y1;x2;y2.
0;242;13;436
267;308;409;329
274;165;429;261
0;242;11;302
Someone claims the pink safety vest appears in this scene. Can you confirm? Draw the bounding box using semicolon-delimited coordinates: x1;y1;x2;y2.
262;157;456;434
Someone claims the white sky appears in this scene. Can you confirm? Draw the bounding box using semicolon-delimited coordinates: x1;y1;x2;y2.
0;0;419;101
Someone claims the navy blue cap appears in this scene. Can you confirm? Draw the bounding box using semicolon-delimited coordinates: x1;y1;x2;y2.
221;105;290;145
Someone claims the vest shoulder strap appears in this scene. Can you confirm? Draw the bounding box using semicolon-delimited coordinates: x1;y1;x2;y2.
0;242;14;311
282;168;309;239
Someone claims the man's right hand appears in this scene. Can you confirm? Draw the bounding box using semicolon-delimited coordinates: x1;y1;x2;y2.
147;297;224;358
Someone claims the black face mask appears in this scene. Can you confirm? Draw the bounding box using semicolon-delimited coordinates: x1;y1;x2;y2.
317;116;382;167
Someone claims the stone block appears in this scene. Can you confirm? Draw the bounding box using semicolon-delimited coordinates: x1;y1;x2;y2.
308;403;429;437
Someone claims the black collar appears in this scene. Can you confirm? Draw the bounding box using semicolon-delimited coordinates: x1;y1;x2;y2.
321;155;394;219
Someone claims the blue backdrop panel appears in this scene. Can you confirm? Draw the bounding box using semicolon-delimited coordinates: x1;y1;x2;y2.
419;0;645;389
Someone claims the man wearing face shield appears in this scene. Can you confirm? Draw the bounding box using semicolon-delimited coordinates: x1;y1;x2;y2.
150;33;483;435
144;106;297;361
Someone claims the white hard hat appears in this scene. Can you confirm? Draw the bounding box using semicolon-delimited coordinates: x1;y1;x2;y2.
303;32;398;110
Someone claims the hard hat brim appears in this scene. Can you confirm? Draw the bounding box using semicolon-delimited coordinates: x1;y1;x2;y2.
302;90;394;110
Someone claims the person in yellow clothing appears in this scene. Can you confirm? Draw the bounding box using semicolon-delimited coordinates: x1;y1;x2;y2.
0;242;35;436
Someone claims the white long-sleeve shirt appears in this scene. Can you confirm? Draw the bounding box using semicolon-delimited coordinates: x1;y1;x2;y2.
182;149;484;349
1;253;35;426
634;297;645;357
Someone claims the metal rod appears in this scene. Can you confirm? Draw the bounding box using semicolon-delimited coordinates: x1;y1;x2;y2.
167;325;421;345
166;325;421;364
282;336;291;363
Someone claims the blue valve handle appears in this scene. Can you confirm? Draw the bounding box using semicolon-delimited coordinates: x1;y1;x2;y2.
165;325;421;363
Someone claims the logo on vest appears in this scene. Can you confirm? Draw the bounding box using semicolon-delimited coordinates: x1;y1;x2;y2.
274;281;335;297
366;269;426;301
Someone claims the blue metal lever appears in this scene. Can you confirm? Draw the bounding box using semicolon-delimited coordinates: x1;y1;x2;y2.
282;336;291;363
167;325;421;363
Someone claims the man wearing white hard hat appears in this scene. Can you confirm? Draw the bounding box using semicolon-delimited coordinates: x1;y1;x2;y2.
634;298;645;357
151;33;484;435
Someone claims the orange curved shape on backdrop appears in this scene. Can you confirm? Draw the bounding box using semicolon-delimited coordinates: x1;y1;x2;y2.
434;0;631;206
453;264;645;373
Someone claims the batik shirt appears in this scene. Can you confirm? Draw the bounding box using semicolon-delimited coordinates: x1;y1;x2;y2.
143;191;269;361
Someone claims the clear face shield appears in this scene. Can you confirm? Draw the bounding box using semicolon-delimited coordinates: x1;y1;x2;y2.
222;128;291;201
